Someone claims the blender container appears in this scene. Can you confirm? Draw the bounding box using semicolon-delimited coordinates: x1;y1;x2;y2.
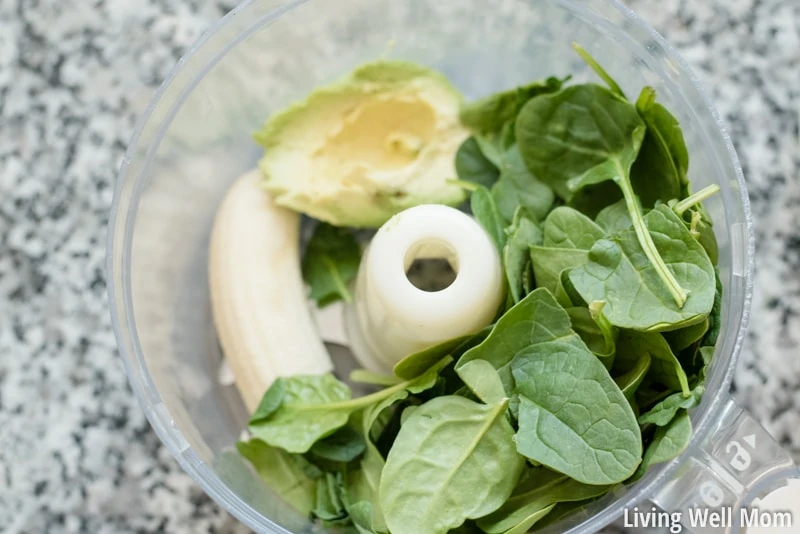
106;0;800;532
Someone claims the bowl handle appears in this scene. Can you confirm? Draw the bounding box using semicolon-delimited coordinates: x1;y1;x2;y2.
641;397;800;533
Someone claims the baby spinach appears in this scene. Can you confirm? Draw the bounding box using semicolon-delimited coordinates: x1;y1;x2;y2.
455;137;501;189
633;410;692;480
460;77;566;136
503;210;543;304
529;247;587;307
249;378;287;424
702;270;723;347
528;208;604;307
663;319;709;353
614;353;652;400
629;87;687;207
471;186;507;252
491;147;556;223
566;306;616;370
347;501;381;534
309;426;366;464
594;199;631;235
572;42;625;97
380;397;523;534
638;385;704;427
393;328;491;380
302;222;361;306
457;288;587;395
689;209;720;266
542;207;605;250
250;358;450;453
237;439;319;514
456;359;507;405
512;340;642;485
569;205;716;331
533;499;601;531
249;374;352;453
456;130;555;226
615;330;690;396
477;467;611;534
516;83;688;307
312;472;349;524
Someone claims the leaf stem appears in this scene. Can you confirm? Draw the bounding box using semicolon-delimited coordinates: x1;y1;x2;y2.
635;87;657;113
617;174;688;308
589;301;616;352
672;185;721;217
297;356;453;413
447;178;480;192
572;42;626;98
350;369;403;387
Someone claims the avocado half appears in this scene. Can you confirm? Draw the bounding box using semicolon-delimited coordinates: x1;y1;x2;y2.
254;61;470;228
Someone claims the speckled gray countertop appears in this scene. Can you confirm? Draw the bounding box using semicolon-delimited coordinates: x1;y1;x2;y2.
0;0;798;532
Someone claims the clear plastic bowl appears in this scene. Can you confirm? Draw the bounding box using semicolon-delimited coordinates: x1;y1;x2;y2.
107;0;755;532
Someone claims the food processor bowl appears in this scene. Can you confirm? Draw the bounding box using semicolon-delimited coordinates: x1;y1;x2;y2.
107;0;774;532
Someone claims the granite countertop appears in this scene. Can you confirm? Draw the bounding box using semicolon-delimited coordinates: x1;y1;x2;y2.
0;0;797;532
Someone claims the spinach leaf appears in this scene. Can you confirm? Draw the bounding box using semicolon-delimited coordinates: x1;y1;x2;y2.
633;410;692;480
302;223;361;307
471;186;507;251
236;439;319;514
456;359;507;404
457;288;587;395
529;247;588;307
347;361;450;534
559;270;585;307
455;137;500;189
249;374;352;453
689;209;720;266
568;181;624;220
572;42;625;97
663;319;709;353
249;378;286;424
629;87;686;208
393;328;490;380
503;210;543;304
477;467;611;534
614;353;651;400
309;425;366;464
702;270;723;347
699;346;715;368
512;341;642;485
250;358;450;453
566;306;616;370
380;397;524;534
531;206;604;307
635;385;674;413
500;506;556;534
615;330;690;396
533;499;601;531
448;521;485;534
574;46;687;207
568;205;716;331
542;207;605;250
474;134;508;168
492;147;556;223
347;501;380;534
594;199;631;235
346;410;390;532
516;84;689;307
350;369;403;387
638;385;704;427
312;472;349;524
460;77;566;136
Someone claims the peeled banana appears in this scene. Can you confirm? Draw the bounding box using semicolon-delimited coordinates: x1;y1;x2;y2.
208;169;333;412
